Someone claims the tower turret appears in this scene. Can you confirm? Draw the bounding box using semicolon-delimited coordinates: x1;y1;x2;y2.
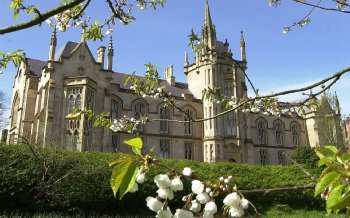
240;31;246;62
202;0;217;50
48;28;57;69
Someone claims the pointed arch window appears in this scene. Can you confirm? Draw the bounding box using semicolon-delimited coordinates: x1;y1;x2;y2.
274;120;284;146
184;109;193;135
226;112;236;136
134;102;146;132
111;99;119;121
160;106;169;133
291;123;301;146
66;88;82;114
257;118;267;145
224;80;233;97
185;142;193;160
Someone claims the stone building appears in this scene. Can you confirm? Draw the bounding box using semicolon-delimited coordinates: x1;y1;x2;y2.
7;1;313;165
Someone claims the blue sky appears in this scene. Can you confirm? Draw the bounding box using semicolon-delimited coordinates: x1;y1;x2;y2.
1;0;349;115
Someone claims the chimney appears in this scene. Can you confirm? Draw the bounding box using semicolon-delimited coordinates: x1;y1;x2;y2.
164;65;175;86
97;46;106;67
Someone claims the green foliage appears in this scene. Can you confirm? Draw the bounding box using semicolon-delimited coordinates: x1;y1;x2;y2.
0;50;24;73
290;146;320;168
0;143;323;215
314;145;350;216
83;21;104;41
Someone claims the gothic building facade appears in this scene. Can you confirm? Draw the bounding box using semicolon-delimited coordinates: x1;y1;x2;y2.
7;1;312;165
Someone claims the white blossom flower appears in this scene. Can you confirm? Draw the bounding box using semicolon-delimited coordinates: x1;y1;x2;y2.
182;167;192;176
157;187;174;200
203;211;214;218
196;192;210;204
154;174;171;188
190;200;201;212
75;20;84;26
204;201;217;214
129;182;138;193
46;19;54;27
146;196;163;212
173;209;194;218
157;208;173;218
191;180;204;194
205;187;211;193
229;206;244;218
105;28;113;35
282;26;291;34
223;192;240;207
170;177;183;192
110;124;121;132
240;198;249;209
219;177;224;182
136;171;146;184
228;175;233;180
224;178;229;184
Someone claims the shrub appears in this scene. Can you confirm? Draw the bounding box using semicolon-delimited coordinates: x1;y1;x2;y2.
0;143;323;215
290;146;319;168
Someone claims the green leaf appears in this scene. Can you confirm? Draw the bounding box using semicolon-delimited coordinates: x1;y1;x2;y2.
326;184;343;209
132;147;141;156
124;137;143;149
324;146;339;154
110;157;139;199
332;192;350;211
318;157;333;167
315;172;341;196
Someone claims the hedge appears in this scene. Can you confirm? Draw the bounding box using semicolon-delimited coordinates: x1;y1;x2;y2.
0;143;323;215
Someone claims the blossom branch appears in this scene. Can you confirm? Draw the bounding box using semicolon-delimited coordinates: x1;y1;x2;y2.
294;0;350;13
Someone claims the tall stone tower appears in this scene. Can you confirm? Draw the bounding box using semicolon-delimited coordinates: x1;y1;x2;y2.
184;0;248;162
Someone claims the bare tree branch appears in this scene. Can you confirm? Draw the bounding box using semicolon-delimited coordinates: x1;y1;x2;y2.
294;0;350;13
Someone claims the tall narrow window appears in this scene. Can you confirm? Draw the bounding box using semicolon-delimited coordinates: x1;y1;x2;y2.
66;88;82;150
216;144;221;161
226;112;236;135
111;99;119;121
134;102;146;132
224;80;233;97
274;120;284;146
160;106;169;133
210;144;214;162
83;88;94;151
257;118;267;144
68;95;75;114
260;149;268;165
208;69;211;84
209;107;212;129
11;93;20;128
160;139;170;158
184;109;193;135
277;150;286;165
291;123;300;146
214;107;218;129
66;88;82;114
185;142;193;160
205;107;207;130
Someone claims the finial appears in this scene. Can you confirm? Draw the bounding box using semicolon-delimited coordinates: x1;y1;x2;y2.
108;36;113;49
185;51;189;66
81;28;86;42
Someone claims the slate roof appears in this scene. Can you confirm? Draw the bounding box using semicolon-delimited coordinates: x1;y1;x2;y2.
111;71;192;98
55;41;79;61
26;58;47;76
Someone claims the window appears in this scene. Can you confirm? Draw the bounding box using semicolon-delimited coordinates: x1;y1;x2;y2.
112;133;119;152
274;120;284;146
208;69;211;84
185;142;193;160
260;149;268;165
216;144;221;161
214;107;218;129
277;150;286;165
111;99;119;121
66;88;82;114
257;118;267;144
210;144;214;162
134;102;146;131
226;112;236;136
224;80;233;97
205;107;207;130
209;107;212;129
160;106;169;133
11;93;20;128
83;88;95;151
159;139;170;158
184;109;193;135
291;123;300;146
